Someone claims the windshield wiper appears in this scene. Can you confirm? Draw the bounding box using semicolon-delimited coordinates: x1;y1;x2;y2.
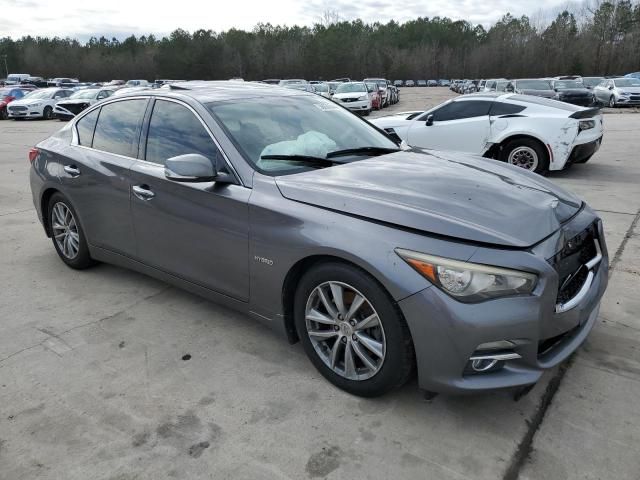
326;146;400;158
260;154;343;168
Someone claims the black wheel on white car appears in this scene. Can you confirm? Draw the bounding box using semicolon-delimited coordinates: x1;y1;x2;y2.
0;108;7;120
43;106;53;120
294;262;414;397
608;96;616;108
500;138;549;175
47;192;96;269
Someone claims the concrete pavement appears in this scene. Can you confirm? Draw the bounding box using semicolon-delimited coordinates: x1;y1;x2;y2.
0;100;638;480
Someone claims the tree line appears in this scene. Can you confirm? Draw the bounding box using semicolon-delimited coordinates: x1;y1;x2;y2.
1;1;639;82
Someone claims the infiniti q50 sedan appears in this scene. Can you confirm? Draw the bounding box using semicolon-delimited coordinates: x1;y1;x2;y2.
29;82;608;397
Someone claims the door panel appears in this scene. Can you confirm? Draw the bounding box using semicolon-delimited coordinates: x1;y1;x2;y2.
407;116;490;154
129;162;250;301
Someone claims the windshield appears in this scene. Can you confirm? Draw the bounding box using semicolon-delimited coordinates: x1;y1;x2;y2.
207;95;398;176
314;83;329;92
517;80;551;90
554;80;582;89
70;89;97;99
614;78;640;87
335;83;367;94
582;77;603;87
23;90;54;100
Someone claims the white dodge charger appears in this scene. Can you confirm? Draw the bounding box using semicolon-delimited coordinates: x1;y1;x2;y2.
370;93;604;174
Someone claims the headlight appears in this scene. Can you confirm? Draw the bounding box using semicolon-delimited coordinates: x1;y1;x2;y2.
358;95;368;101
395;249;537;302
620;92;631;96
579;120;596;131
31;103;42;107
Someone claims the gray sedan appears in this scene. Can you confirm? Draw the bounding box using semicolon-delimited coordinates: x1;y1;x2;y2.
29;82;608;397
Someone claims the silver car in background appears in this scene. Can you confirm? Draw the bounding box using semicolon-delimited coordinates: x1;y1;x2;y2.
592;77;640;107
29;82;608;397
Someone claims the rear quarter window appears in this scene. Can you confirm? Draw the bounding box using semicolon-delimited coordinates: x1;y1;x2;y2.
489;102;526;116
76;108;100;146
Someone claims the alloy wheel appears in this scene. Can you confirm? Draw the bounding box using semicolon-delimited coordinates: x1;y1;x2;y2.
51;202;80;259
305;281;386;381
609;96;615;108
508;146;539;171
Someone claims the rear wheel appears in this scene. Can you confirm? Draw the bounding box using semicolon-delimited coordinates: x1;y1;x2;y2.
47;192;96;269
294;262;414;397
500;138;549;175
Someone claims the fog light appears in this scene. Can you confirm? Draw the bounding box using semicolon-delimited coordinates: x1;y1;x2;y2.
471;358;499;372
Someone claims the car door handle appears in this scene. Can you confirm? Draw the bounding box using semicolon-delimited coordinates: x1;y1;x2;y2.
63;165;81;177
132;184;155;201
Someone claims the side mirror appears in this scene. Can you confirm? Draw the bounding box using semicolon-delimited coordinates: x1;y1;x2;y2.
609;86;614;90
165;153;218;182
426;114;434;126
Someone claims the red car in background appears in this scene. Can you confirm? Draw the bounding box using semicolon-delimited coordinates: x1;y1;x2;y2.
0;87;29;120
365;82;382;110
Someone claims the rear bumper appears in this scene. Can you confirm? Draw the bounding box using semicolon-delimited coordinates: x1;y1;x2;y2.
568;137;602;164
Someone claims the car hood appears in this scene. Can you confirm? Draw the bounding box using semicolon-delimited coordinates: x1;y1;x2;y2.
519;89;555;98
275;149;582;248
56;99;93;106
557;88;591;95
618;86;640;93
10;98;48;106
333;92;367;99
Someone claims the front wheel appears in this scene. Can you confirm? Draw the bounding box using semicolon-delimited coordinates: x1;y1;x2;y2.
609;96;616;108
0;108;7;120
500;138;550;175
43;106;53;120
294;263;414;397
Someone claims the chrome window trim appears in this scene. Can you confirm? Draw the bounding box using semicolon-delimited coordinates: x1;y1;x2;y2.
70;95;243;186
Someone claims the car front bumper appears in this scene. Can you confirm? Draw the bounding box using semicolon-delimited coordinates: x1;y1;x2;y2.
8;106;44;118
616;95;640;105
398;219;609;395
337;99;370;112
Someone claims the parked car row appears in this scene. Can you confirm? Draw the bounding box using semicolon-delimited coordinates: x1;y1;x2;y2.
395;79;449;87
267;78;400;115
451;76;640;107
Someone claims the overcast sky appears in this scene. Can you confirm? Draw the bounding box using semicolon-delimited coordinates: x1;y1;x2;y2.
2;0;575;40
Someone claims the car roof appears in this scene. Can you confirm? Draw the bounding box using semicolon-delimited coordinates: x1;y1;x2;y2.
115;81;311;103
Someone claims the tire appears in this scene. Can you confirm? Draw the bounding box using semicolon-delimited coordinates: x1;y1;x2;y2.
0;108;7;120
294;262;414;397
43;106;53;120
364;109;370;116
500;138;550;175
47;192;96;269
609;96;616;108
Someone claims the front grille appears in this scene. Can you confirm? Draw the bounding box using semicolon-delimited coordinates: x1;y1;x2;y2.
9;105;27;112
548;223;598;305
341;98;359;103
630;95;640;101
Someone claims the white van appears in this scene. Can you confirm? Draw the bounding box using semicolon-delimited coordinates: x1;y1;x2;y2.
6;74;31;85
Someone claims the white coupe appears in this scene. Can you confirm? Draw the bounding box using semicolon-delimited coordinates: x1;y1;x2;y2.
370;93;604;174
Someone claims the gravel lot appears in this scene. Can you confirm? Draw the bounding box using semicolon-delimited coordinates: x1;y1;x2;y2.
1;89;639;480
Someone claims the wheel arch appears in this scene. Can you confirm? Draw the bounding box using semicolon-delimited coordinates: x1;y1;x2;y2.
280;254;410;345
40;187;61;237
484;133;550;163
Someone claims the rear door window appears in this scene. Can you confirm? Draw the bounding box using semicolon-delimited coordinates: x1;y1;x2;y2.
92;99;147;157
144;99;223;168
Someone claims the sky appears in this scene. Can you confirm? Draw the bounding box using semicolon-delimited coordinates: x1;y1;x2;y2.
1;0;575;40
